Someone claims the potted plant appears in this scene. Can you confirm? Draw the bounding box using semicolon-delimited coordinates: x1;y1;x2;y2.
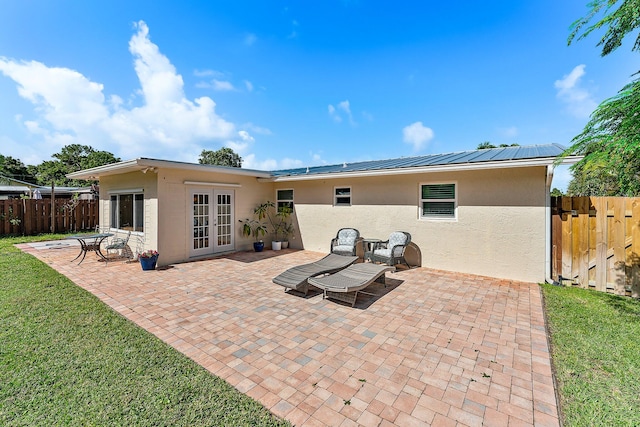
275;205;294;248
239;218;268;252
138;249;159;270
280;222;295;248
253;201;284;250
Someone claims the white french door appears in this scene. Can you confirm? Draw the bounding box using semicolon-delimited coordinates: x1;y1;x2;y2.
190;188;234;257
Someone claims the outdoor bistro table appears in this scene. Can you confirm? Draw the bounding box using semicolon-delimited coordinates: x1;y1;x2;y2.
66;233;113;265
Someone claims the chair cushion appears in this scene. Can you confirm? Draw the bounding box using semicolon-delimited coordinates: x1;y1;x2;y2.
337;229;358;246
332;244;355;254
387;232;407;250
373;248;392;258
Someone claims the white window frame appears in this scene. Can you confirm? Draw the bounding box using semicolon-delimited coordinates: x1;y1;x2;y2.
276;188;294;212
419;182;457;221
334;186;352;206
109;192;144;232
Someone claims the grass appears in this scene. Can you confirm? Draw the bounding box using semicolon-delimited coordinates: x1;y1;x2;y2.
542;283;640;426
0;234;290;427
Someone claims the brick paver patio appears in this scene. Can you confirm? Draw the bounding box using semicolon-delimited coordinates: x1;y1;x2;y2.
19;242;560;426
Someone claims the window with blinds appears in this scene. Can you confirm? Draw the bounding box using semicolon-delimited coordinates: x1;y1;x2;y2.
420;183;456;219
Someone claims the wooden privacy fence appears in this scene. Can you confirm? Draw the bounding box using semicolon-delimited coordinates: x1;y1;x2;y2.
551;196;640;298
0;199;98;236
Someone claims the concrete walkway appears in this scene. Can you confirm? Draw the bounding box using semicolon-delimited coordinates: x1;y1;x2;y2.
19;243;560;426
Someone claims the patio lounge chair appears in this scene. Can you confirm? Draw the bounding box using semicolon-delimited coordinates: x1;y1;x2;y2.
366;231;411;268
272;253;358;295
308;263;395;307
330;228;360;256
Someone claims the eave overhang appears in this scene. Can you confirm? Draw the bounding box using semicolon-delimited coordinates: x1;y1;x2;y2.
259;155;583;182
66;158;272;180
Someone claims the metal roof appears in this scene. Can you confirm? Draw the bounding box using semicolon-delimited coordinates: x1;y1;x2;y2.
270;143;567;177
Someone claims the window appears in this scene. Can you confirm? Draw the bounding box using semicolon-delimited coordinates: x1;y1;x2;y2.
420;183;456;219
276;189;294;212
334;187;351;206
110;193;144;231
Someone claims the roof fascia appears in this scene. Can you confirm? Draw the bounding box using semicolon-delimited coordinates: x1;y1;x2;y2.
66;158;272;180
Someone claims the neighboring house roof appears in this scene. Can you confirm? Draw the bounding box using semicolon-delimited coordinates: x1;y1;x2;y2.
67;144;581;181
0;175;40;187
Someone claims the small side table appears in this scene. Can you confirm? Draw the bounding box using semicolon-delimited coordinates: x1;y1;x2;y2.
362;238;382;262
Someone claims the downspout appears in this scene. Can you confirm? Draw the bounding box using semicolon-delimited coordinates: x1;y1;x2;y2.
545;164;556;284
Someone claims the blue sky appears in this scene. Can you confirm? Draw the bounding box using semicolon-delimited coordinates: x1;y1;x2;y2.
1;1;638;190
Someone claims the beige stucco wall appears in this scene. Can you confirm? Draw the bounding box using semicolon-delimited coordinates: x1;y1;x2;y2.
99;168;280;267
279;166;547;283
99;171;159;256
99;165;548;282
156;169;271;265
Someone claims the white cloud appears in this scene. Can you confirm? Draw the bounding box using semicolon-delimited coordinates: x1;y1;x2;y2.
238;130;254;142
0;20;237;161
243;122;272;135
402;121;434;151
212;80;235;91
244;80;254;92
328;104;341;122
555;64;597;119
328;100;356;125
193;69;222;78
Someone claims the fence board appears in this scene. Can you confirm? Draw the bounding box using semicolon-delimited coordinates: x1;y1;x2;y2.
553;196;640;297
612;198;626;292
561;197;573;279
577;197;590;286
0;199;97;236
632;200;640;298
595;197;607;291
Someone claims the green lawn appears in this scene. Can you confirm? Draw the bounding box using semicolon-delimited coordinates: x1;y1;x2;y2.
542;283;640;426
0;235;290;427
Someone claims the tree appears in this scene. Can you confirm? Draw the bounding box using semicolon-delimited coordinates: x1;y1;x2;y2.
0;154;35;182
31;144;120;187
568;0;640;58
198;147;242;167
562;0;640;196
477;142;496;149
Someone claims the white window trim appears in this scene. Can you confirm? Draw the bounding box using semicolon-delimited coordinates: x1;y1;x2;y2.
107;188;144;194
276;188;294;211
419;181;458;221
110;192;145;232
333;186;352;206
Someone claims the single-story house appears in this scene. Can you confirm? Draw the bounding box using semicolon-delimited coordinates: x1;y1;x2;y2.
67;143;578;283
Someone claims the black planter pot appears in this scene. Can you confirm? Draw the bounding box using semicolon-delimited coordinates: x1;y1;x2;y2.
253;241;265;252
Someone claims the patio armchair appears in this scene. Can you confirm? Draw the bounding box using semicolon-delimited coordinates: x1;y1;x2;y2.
366;231;411;268
330;228;361;256
105;231;132;259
